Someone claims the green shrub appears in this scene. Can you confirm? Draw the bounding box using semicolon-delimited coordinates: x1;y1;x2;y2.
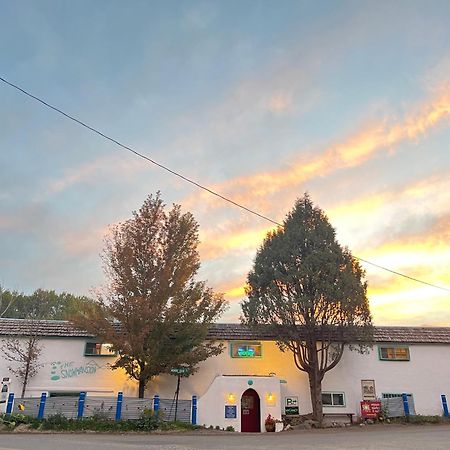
407;415;443;424
225;426;235;432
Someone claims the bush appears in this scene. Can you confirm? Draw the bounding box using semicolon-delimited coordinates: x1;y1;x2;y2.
225;425;235;432
134;409;160;431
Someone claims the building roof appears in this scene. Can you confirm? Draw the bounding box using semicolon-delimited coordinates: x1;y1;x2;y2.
1;318;450;344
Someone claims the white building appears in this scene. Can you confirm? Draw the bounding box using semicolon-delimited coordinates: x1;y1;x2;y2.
1;318;449;431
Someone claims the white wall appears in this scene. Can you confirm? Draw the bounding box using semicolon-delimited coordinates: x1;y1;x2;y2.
197;375;282;431
1;336;449;421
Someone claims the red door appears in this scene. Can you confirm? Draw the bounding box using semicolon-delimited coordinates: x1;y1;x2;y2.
241;388;261;432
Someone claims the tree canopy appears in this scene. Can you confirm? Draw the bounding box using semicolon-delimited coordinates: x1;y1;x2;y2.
0;287;94;320
242;194;373;422
73;193;227;397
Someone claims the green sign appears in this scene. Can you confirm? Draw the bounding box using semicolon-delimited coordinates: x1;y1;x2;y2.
285;406;299;415
170;367;189;375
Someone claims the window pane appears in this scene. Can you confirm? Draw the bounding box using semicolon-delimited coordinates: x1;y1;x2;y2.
321;393;332;406
85;342;115;356
380;346;409;360
332;393;344;406
394;348;409;360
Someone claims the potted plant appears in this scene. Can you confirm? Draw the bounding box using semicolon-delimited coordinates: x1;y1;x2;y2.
265;414;276;432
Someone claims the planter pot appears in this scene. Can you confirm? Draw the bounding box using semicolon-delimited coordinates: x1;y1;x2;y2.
265;423;276;432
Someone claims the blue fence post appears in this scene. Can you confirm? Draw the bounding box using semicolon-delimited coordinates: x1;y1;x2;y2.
402;393;410;418
37;392;47;419
115;392;123;421
5;393;14;415
77;392;86;419
191;395;197;425
153;394;160;416
442;395;449;418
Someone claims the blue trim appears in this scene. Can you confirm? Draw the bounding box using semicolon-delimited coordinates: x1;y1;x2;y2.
115;392;123;421
191;395;197;425
77;391;86;419
153;394;160;416
442;395;449;417
402;393;410;416
38;392;47;419
6;393;14;415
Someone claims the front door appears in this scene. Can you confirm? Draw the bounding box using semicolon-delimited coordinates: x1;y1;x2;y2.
241;388;261;432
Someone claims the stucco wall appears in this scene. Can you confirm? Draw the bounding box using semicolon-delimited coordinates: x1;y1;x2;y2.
1;336;449;421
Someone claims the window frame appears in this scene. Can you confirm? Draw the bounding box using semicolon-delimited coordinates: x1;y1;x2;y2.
378;345;410;361
321;391;346;407
84;342;117;357
229;341;263;358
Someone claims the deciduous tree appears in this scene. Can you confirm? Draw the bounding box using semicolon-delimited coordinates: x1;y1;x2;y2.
73;193;227;398
242;194;373;423
0;321;43;398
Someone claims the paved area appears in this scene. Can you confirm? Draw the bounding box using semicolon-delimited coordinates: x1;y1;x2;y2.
1;425;450;449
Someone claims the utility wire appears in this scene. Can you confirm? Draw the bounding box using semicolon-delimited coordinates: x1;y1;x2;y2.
1;76;449;293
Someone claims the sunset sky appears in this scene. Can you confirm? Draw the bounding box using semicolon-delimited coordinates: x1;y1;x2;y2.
1;1;449;325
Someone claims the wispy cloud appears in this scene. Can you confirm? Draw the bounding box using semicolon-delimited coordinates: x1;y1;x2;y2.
43;153;147;197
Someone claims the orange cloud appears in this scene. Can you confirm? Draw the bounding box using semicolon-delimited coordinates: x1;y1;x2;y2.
185;91;450;217
199;225;273;260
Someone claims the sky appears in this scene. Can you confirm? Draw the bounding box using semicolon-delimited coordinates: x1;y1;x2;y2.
0;0;449;325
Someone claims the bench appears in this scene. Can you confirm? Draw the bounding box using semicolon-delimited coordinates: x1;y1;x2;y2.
323;412;354;424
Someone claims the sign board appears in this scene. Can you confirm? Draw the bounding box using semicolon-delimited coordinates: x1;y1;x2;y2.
360;400;381;419
225;405;237;419
361;379;376;400
285;396;299;415
170;367;189;375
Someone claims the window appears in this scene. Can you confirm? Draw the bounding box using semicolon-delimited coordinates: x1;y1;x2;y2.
230;342;262;358
84;342;116;356
378;346;410;361
322;392;345;407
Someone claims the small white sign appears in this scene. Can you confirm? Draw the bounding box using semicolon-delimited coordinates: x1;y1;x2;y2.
285;396;298;407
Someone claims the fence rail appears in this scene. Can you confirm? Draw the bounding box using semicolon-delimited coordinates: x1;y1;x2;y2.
6;392;194;424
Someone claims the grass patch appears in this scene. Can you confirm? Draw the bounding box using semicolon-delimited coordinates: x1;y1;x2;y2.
0;412;203;433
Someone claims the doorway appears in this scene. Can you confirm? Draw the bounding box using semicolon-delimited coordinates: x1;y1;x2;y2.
241;388;261;432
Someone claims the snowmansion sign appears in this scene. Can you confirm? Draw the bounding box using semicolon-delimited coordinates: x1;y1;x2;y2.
50;361;101;381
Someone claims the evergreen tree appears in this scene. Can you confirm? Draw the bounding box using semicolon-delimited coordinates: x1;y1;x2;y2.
242;194;372;423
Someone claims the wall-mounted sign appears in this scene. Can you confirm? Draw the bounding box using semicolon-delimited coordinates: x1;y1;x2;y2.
230;342;262;358
50;361;100;381
361;379;376;400
225;405;237;419
285;396;299;415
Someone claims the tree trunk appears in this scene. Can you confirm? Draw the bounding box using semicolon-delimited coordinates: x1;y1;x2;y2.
308;369;323;425
21;358;31;398
138;379;146;398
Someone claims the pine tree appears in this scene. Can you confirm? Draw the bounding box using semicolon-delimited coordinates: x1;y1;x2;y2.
242;194;372;423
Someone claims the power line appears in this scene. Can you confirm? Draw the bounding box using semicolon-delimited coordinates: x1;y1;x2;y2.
1;76;449;294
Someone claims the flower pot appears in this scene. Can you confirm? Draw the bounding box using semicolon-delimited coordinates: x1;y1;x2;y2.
265;423;276;432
